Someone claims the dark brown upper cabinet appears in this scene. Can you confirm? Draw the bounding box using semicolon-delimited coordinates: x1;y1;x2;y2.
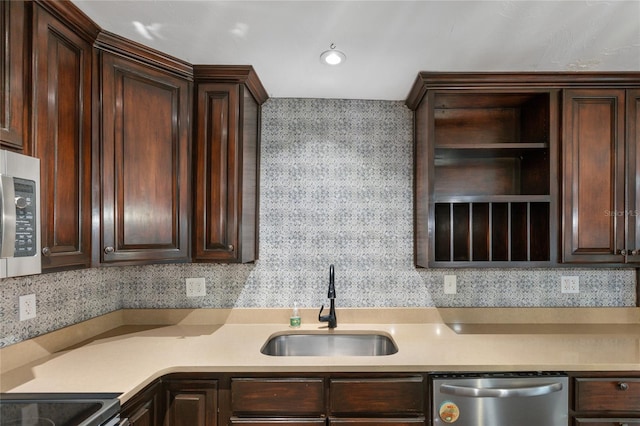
94;33;192;265
562;88;640;264
406;73;559;267
1;0;29;151
31;1;98;271
192;66;268;263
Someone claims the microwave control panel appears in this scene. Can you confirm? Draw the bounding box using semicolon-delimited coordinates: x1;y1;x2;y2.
13;178;37;257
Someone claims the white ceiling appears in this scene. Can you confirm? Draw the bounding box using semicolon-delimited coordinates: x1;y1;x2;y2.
71;0;640;101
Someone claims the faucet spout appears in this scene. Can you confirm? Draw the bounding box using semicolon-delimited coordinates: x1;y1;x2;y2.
318;264;337;328
328;264;335;298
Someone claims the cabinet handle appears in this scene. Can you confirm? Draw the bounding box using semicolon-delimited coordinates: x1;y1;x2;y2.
41;247;51;256
104;246;115;254
618;382;629;391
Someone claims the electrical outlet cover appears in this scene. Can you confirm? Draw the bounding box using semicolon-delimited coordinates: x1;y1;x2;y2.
19;294;36;321
444;275;457;294
561;276;579;294
186;278;206;297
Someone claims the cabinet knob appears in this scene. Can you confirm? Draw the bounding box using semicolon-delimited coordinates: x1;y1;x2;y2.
631;249;639;256
618;382;629;391
104;246;115;254
228;244;234;251
41;247;51;256
618;249;628;255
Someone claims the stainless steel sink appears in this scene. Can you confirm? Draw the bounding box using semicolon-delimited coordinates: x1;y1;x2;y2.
260;331;398;356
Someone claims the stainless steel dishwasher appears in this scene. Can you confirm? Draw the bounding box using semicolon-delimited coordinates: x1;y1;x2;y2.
432;372;568;425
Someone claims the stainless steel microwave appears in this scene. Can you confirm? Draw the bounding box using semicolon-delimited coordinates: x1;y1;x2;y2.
0;149;41;278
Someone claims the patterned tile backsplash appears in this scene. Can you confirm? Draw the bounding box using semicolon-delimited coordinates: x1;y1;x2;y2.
0;98;637;347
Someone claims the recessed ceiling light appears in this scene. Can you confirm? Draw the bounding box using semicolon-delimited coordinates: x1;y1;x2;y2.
320;43;346;66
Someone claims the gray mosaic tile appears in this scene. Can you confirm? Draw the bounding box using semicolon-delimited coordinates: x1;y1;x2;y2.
0;98;636;347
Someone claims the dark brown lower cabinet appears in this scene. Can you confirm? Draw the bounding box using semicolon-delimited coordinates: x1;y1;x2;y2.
121;380;162;426
570;372;640;425
122;373;426;426
230;375;426;426
164;379;218;426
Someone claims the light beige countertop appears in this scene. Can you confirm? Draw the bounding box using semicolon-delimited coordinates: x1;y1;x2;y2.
1;308;639;403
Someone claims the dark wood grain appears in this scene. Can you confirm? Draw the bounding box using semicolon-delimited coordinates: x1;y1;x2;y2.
231;378;325;416
96;50;191;264
562;89;626;263
32;2;93;270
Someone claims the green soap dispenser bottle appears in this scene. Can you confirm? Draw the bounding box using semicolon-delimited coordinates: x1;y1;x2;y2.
290;303;301;328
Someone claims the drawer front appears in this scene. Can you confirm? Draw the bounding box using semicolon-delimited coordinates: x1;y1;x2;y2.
329;377;424;415
329;418;426;426
574;419;640;426
575;378;640;412
231;378;325;415
231;418;326;426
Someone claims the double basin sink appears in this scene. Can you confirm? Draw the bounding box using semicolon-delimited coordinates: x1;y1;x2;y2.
261;331;398;357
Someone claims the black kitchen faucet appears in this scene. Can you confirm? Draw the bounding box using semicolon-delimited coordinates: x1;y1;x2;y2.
318;264;337;328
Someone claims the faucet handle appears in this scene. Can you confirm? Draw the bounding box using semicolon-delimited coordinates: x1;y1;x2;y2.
318;304;326;321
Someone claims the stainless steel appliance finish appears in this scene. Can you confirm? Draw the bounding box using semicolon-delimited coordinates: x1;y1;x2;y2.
0;393;121;426
432;373;568;425
0;149;41;278
261;332;398;356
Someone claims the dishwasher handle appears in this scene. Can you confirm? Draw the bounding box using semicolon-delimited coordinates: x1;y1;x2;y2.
439;381;564;398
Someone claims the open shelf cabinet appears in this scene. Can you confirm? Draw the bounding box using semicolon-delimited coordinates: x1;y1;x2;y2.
412;82;559;267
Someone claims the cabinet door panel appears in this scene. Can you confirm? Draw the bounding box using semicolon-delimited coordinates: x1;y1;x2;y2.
128;399;155;426
165;379;217;426
627;89;640;263
121;381;162;426
99;52;190;264
562;89;626;263
0;0;27;150
32;3;92;270
194;83;238;261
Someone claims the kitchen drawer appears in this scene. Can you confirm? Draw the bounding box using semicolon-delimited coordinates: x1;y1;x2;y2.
329;377;423;415
575;378;640;412
329;418;426;426
231;378;325;415
574;419;640;425
231;418;326;426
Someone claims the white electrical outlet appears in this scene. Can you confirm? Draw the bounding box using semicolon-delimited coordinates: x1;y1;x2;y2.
444;275;457;294
561;276;580;293
186;278;206;297
19;294;36;321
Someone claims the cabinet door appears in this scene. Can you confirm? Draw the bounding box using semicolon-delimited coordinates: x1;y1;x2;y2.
626;89;640;264
97;51;191;264
121;380;162;426
193;82;259;263
127;399;156;426
0;0;27;150
165;379;218;426
562;89;626;263
32;3;93;270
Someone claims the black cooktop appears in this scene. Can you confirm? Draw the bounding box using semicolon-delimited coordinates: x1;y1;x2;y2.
0;393;120;426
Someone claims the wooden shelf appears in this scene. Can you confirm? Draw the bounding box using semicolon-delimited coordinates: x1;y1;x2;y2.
434;195;551;203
